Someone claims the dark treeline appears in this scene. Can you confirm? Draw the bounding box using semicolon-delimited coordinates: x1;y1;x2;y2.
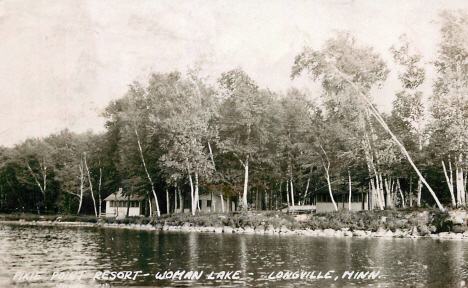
1;11;467;215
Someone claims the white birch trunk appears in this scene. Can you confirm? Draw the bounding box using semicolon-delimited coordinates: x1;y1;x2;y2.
98;167;102;217
189;173;195;215
397;178;405;208
443;160;456;207
166;189;170;215
195;171;200;212
83;153;98;217
348;170;352;211
303;178;310;205
242;155;249;209
290;179;295;207
325;166;338;211
134;127;160;217
337;68;444;211
221;194;225;213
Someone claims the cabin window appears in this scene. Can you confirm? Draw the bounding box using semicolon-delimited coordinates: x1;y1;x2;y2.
110;201;113;207
207;200;212;207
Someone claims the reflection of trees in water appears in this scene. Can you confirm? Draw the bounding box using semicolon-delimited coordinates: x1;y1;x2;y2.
188;232;198;271
239;236;247;276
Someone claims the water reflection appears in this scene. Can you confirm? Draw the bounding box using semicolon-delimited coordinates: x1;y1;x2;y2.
1;224;468;287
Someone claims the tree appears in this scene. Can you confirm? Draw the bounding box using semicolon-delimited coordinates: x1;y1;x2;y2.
292;32;444;210
429;10;468;208
217;68;270;209
13;139;54;214
146;72;216;215
390;34;429;207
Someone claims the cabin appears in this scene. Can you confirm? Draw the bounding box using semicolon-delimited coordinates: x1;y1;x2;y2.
182;193;235;213
313;190;369;213
104;189;145;217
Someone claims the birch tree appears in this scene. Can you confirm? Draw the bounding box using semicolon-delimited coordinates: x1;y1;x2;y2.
292;32;444;210
429;10;468;207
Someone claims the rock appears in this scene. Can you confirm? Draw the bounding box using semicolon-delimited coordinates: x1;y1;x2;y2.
452;225;466;234
255;225;265;234
335;230;344;237
224;226;234;234
323;229;335;237
244;226;255;234
294;214;309;222
439;232;450;239
265;225;275;234
353;230;367;237
394;229;404;238
453;216;465;225
303;229;317;236
206;226;216;233
181;223;191;232
214;227;224;233
383;230;394;238
376;227;386;237
280;225;291;234
155;224;164;230
411;226;419;236
344;230;353;237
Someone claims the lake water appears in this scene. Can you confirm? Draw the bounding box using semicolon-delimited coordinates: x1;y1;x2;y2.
1;224;468;287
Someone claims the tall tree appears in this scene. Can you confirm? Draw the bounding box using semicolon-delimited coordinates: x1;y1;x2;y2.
429;10;468;208
292;32;444;210
217;68;270;209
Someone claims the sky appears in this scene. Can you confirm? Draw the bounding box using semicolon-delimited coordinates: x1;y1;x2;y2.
1;0;468;147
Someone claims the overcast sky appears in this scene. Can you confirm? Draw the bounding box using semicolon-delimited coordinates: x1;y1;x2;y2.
1;0;468;147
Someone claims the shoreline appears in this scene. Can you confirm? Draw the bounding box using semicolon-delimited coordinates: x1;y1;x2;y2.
2;217;468;240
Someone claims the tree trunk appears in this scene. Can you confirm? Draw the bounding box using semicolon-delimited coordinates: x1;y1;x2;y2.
397;178;405;208
77;162;85;215
84;152;98;217
126;193;130;218
290;179;295;207
242;155;249;209
221;194;225;213
178;185;183;213
189;173;195;215
195;171;200;212
457;153;465;206
443;160;456;207
303;178;310;205
337;68;444;211
374;175;384;210
134;126;160;217
286;180;290;207
324;166;338;211
348;169;352;211
166;189;170;215
148;197;152;217
98;167;102;217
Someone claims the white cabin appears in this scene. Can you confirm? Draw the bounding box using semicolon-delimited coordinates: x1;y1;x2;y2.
104;190;145;217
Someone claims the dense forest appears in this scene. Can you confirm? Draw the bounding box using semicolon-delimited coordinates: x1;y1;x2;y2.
1;11;468;216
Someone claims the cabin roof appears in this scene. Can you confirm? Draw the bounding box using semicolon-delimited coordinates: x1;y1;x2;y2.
104;191;145;201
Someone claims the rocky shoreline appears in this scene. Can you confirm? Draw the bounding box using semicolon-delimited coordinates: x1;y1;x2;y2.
2;215;468;240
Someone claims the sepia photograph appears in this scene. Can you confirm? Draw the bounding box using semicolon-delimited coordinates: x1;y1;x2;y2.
2;0;468;287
